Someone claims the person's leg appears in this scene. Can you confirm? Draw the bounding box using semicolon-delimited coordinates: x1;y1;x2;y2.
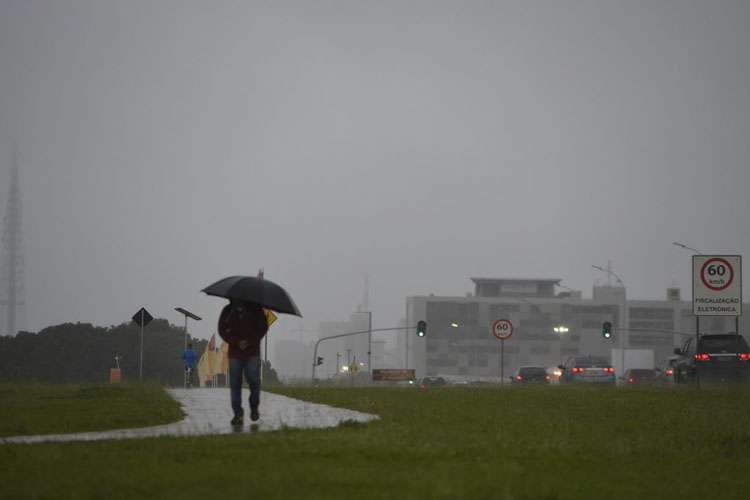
245;356;261;420
229;358;244;422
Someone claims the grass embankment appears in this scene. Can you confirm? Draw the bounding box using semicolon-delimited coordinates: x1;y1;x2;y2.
1;385;750;499
0;383;183;437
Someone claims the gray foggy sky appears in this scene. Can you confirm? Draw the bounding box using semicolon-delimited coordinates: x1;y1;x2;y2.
1;0;749;341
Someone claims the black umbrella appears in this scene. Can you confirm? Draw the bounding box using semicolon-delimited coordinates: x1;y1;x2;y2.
201;276;302;317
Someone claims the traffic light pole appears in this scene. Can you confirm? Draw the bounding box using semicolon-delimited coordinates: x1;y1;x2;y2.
312;325;419;382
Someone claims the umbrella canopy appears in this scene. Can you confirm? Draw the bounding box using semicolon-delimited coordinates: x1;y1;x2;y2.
201;276;302;317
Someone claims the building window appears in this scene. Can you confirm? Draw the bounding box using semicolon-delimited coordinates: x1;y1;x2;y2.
489;304;521;317
629;307;673;320
426;301;479;339
629;334;672;346
468;350;489;367
630;321;674;331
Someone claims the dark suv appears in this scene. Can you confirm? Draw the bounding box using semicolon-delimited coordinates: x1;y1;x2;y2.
673;334;750;384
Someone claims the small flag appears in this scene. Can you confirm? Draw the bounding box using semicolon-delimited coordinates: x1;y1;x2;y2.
208;334;216;351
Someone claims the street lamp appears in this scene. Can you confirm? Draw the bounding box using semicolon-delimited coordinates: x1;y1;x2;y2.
175;307;202;389
672;242;703;255
591;265;625;287
174;307;202;350
553;325;569;369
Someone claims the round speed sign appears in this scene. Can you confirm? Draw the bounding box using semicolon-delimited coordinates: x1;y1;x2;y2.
700;257;735;291
491;319;513;340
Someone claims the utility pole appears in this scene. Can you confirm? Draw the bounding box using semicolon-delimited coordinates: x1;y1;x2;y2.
0;146;25;336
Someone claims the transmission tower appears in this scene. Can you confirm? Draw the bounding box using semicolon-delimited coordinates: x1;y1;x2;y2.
1;145;25;336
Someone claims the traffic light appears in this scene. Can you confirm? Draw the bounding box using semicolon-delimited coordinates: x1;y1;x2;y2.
602;321;612;339
316;356;324;366
416;320;427;337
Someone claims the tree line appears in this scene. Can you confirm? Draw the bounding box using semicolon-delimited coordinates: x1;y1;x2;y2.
0;319;283;386
0;320;206;385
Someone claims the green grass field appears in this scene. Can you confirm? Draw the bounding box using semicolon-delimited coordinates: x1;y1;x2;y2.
1;384;750;499
0;383;183;437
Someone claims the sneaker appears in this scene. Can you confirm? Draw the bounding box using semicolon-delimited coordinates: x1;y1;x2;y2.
250;407;260;422
231;414;243;426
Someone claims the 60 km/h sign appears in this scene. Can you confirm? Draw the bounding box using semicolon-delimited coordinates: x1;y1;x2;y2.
700;257;734;291
492;319;514;340
693;255;742;316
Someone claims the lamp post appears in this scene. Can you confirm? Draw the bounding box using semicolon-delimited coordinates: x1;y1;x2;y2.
672;242;704;255
175;307;202;388
591;265;625;288
175;307;202;350
355;311;373;381
553;325;569;369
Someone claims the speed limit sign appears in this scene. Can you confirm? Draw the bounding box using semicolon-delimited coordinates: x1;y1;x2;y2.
491;319;513;340
693;255;742;316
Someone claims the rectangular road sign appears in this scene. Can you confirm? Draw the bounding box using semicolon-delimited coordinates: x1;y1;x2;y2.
693;255;742;316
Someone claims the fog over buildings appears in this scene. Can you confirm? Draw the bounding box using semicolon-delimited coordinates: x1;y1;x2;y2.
1;1;749;374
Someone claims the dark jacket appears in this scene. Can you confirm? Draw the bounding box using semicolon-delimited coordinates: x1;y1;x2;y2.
217;303;269;359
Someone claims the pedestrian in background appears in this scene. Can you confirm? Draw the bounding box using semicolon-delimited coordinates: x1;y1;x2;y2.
181;343;197;387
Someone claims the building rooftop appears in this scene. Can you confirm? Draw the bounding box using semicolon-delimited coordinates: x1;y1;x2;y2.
469;278;562;285
470;278;562;298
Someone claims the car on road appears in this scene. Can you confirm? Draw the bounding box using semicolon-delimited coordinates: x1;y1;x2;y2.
558;355;616;384
510;366;550;384
622;368;659;385
418;376;447;388
673;334;750;384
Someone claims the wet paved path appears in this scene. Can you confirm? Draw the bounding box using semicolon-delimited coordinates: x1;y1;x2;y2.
0;388;378;444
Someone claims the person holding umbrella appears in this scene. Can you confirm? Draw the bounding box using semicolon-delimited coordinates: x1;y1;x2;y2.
203;272;302;426
218;301;268;424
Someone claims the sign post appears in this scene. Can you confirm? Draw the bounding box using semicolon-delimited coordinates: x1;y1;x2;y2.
491;319;514;385
692;255;742;387
132;307;153;381
693;255;742;317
